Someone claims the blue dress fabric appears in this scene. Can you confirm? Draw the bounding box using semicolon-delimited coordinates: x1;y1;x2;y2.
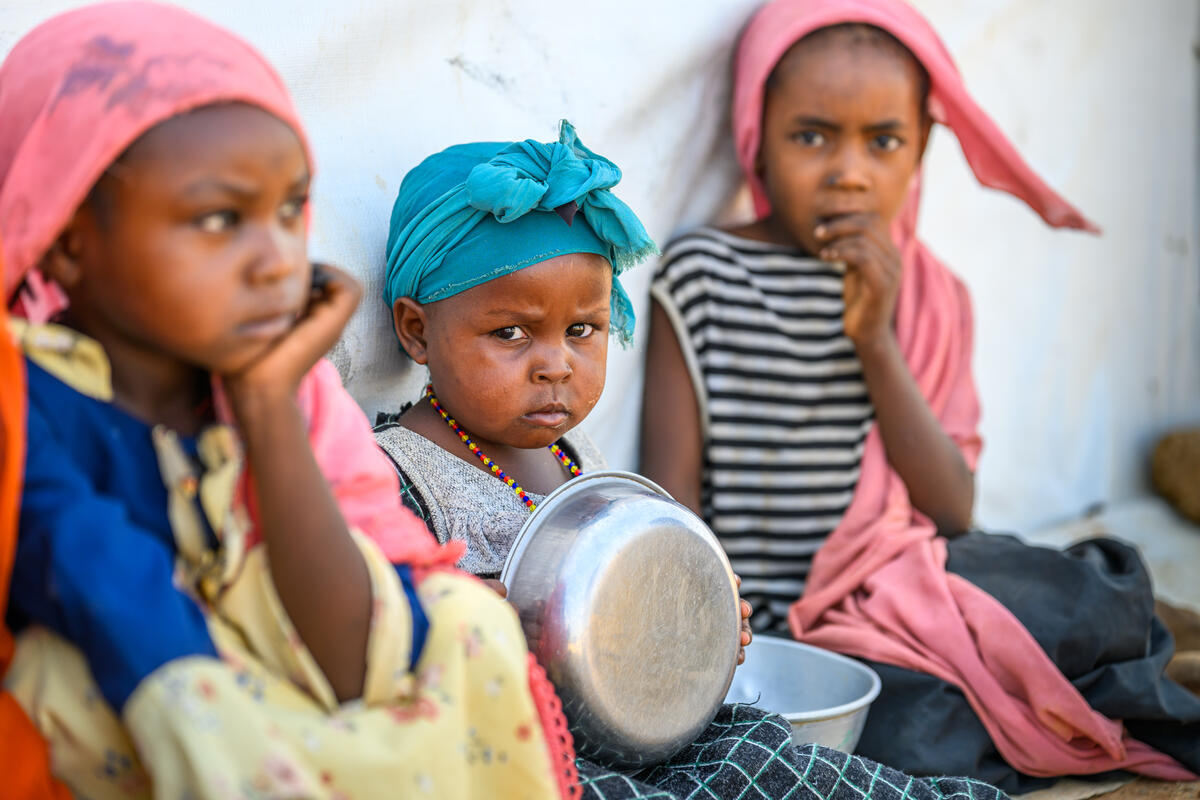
10;359;218;711
10;359;426;713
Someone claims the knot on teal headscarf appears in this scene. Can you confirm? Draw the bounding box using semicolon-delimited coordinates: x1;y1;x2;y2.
383;121;656;347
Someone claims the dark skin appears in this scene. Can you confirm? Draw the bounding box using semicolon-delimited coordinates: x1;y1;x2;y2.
642;31;974;537
392;254;753;661
40;104;371;702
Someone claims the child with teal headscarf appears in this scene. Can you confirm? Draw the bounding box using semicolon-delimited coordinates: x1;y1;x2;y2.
376;121;651;581
373;121;1012;800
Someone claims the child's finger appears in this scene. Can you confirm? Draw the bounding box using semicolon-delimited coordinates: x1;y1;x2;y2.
229;264;362;388
824;238;899;292
819;235;872;271
287;265;362;347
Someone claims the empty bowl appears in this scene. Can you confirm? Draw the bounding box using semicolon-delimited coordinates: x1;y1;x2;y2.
725;635;881;752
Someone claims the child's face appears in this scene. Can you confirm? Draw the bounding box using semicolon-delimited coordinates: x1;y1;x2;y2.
411;252;611;449
50;103;312;375
757;35;928;254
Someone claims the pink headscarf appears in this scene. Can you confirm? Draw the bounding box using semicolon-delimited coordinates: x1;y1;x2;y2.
0;1;453;570
734;0;1194;782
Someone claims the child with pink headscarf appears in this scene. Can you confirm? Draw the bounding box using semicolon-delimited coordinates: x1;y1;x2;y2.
0;4;579;797
641;0;1199;791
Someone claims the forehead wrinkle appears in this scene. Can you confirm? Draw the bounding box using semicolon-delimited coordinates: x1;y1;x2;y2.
179;177;258;199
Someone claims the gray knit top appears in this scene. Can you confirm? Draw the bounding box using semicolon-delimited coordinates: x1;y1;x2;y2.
373;425;605;578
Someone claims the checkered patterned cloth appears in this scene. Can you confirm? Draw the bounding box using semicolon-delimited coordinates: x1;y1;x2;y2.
576;704;1011;800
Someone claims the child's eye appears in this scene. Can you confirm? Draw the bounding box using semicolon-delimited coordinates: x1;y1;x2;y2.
567;323;596;338
791;130;825;147
492;326;528;341
872;134;903;153
194;210;239;233
280;195;308;221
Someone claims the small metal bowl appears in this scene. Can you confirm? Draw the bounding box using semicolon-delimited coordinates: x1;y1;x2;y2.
501;470;741;769
724;636;881;752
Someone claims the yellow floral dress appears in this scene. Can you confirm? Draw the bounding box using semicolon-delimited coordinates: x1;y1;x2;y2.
4;321;577;799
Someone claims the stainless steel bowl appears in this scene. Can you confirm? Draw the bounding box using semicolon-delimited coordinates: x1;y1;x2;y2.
501;470;741;769
724;636;881;752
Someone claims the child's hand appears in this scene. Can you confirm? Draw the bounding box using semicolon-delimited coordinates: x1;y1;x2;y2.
814;213;901;348
735;574;752;665
482;579;508;599
225;263;362;411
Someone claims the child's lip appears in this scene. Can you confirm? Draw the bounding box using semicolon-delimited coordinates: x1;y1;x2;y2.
238;310;297;339
523;404;570;427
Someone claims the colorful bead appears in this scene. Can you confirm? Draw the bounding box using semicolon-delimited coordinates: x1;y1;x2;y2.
424;385;582;511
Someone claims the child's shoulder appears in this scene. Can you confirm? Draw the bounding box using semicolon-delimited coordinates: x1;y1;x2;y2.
655;225;807;278
660;225;744;262
373;423;448;472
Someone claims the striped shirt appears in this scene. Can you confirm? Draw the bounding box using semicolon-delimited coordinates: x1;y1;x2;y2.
650;227;874;634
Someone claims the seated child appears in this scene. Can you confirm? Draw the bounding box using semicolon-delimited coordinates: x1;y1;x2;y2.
0;4;577;798
640;0;1200;791
374;121;1011;800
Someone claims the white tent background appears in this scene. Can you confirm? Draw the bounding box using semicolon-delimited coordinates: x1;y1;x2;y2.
3;0;1197;535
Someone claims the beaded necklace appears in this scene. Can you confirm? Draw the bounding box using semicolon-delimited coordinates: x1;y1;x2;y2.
424;385;582;510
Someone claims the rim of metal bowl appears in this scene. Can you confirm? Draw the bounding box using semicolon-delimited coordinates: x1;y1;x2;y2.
499;470;674;588
751;637;882;723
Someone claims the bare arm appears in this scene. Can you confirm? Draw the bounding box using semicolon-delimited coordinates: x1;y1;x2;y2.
225;265;370;701
231;393;370;701
817;213;973;534
856;333;974;533
639;296;704;516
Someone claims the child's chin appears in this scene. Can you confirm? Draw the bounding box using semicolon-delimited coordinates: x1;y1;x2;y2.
513;422;575;448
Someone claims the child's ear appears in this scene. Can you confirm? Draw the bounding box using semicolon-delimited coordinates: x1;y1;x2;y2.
37;217;87;291
392;297;431;365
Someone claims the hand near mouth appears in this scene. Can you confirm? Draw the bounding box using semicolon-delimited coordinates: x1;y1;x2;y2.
812;212;901;349
224;262;362;412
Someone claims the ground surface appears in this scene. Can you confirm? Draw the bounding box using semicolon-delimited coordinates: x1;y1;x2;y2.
1096;780;1200;800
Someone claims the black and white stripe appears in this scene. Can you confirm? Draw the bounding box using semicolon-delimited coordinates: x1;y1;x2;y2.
650;227;873;635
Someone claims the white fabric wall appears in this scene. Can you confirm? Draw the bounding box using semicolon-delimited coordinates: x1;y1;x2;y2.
3;0;1196;532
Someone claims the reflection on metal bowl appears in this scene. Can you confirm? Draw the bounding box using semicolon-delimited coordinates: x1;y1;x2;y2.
725;636;881;753
501;471;742;769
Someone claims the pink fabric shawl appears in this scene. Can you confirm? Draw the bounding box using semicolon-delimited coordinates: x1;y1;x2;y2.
0;1;454;570
733;0;1194;781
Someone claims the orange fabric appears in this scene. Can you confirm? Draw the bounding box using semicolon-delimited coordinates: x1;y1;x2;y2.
1;248;70;798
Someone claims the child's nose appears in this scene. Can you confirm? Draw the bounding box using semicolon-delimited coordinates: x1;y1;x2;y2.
247;221;303;284
532;342;573;383
824;144;871;191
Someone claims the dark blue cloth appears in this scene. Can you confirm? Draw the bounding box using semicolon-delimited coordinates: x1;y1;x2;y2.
394;563;428;670
855;531;1200;793
9;359;218;712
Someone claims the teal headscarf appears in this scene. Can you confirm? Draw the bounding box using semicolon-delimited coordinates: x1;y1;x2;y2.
383;121;656;347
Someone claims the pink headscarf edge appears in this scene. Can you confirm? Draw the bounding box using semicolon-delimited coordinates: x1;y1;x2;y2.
0;1;314;319
731;0;1100;235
